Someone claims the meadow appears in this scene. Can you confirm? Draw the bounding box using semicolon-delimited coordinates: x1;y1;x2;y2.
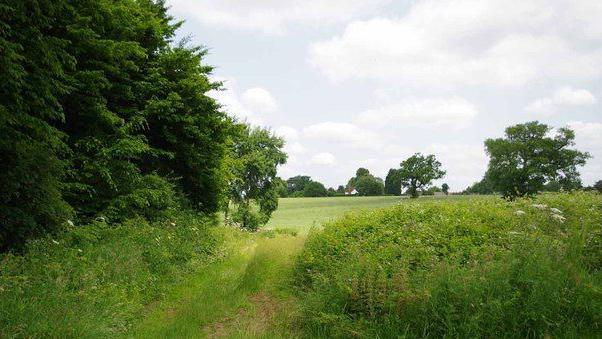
266;196;406;232
1;193;600;338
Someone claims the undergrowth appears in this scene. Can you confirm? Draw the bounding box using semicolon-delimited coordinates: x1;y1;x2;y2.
0;212;223;338
295;192;602;338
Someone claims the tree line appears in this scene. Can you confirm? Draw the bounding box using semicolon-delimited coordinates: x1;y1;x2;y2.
0;0;286;250
282;121;596;200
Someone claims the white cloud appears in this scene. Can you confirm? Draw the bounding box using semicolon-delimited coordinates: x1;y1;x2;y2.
355;96;478;129
285;141;307;155
567;121;602;186
242;87;278;113
310;152;337;166
208;77;277;126
169;0;390;34
525;87;596;115
308;0;602;87
425;143;488;191
275;126;299;140
302;121;384;149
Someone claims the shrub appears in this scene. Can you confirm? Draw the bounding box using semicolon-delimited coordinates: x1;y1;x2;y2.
295;193;602;337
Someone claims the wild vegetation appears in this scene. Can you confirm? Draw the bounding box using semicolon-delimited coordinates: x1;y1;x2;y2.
295;192;602;337
2;1;601;338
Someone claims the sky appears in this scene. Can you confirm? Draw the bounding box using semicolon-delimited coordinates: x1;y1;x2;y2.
168;0;602;191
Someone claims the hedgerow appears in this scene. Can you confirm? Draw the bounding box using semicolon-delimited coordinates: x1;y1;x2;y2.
295;193;602;338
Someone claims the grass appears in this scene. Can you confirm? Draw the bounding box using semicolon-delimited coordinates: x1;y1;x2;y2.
295;192;602;338
5;193;598;338
265;196;405;233
0;212;222;338
128;231;305;338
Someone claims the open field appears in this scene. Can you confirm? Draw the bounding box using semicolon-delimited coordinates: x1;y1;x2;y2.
266;196;405;232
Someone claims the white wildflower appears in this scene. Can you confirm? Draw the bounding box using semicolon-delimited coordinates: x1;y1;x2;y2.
549;208;563;214
552;214;566;223
529;224;538;231
51;239;59;245
514;210;526;216
531;204;548;210
66;220;74;227
170;222;176;227
77;249;83;253
97;216;106;222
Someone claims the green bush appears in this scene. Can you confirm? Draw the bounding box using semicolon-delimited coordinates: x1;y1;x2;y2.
295;193;602;338
0;212;223;337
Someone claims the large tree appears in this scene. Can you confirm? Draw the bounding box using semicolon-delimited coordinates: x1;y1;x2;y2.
485;121;589;199
355;175;385;196
303;181;328;197
286;175;312;194
227;126;286;230
399;153;446;198
384;168;402;195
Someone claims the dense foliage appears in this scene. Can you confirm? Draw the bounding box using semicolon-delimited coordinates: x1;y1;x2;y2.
485;121;589;199
0;213;222;337
0;0;234;250
384;169;402;196
226;126;287;230
347;168;384;196
398;153;446;198
295;193;602;337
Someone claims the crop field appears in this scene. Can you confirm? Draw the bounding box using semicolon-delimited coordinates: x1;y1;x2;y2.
266;196;407;232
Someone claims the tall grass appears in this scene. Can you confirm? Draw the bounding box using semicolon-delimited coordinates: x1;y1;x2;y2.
0;212;223;338
295;192;602;338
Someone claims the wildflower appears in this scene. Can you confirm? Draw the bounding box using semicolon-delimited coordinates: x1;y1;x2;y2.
531;204;547;210
170;222;176;227
550;208;563;214
77;249;83;253
552;214;566;223
97;216;106;222
51;239;59;245
66;220;74;227
514;210;526;216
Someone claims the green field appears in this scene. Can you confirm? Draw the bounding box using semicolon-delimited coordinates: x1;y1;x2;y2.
265;196;405;232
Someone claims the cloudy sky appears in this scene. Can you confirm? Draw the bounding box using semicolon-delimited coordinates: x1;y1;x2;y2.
168;0;602;191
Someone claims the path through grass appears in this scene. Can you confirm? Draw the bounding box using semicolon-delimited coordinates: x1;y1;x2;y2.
128;196;417;337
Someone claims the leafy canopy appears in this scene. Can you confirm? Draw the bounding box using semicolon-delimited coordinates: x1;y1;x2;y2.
485;121;589;199
399;153;446;198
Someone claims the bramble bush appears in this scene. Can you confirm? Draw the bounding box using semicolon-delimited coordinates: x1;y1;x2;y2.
0;211;223;337
295;192;602;338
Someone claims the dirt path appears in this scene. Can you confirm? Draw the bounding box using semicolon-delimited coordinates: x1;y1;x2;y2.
127;231;305;338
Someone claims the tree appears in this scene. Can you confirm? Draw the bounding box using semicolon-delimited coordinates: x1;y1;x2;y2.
227;126;287;230
355;175;385;196
303;181;328;197
385;169;402;195
336;185;346;194
485;121;590;199
399;153;446;198
286;175;312;194
274;177;288;197
594;180;602;194
464;176;495;195
441;183;449;195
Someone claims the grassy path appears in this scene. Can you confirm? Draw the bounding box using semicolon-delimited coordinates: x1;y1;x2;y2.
128;197;413;338
128;230;305;338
